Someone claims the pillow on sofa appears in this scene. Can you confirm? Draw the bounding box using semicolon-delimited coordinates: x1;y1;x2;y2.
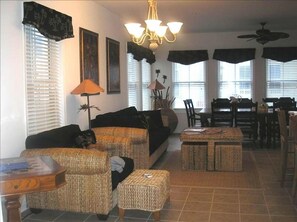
26;124;81;149
91;107;147;129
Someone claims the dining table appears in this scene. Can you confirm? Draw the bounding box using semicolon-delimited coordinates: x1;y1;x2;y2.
197;107;274;148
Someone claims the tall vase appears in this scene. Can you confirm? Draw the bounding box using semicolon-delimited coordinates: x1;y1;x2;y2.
160;108;178;134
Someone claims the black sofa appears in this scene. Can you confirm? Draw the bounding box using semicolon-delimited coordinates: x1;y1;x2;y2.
91;107;171;168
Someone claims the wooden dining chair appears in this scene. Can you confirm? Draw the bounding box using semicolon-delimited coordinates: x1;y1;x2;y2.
277;110;295;187
289;115;297;203
234;99;258;142
183;99;201;127
211;98;233;127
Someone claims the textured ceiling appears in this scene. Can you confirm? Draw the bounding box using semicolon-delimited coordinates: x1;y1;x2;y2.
95;0;297;34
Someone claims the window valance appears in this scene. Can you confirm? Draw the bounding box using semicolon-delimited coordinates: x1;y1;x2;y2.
127;42;156;64
22;1;74;41
167;50;209;65
262;47;297;62
213;48;256;64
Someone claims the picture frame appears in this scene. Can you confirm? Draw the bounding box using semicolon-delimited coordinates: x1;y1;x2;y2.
106;37;120;94
79;28;99;84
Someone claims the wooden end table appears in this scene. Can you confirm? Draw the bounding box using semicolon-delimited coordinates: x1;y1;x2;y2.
0;156;66;222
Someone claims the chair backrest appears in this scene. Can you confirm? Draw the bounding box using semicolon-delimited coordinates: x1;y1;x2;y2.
263;97;278;108
273;100;297;124
184;99;199;127
235;100;258;126
278;110;288;139
211;99;233;127
183;99;191;127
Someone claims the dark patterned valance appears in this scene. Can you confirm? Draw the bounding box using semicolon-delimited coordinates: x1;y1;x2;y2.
262;47;297;62
127;42;156;64
213;48;256;64
22;1;74;41
167;50;209;65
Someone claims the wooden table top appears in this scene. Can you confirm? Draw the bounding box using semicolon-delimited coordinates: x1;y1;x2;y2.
0;156;66;196
180;127;243;142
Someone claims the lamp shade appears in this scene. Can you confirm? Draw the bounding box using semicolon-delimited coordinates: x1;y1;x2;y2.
147;79;165;90
71;79;104;95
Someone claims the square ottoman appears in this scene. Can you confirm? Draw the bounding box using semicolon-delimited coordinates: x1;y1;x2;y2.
118;169;170;221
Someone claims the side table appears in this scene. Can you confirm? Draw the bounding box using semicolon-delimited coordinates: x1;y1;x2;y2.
0;156;66;222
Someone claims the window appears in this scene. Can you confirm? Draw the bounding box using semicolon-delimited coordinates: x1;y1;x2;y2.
172;62;206;109
127;53;151;110
218;61;253;98
266;59;297;98
24;25;63;135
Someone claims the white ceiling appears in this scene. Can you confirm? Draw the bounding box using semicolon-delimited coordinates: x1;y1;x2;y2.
95;0;297;34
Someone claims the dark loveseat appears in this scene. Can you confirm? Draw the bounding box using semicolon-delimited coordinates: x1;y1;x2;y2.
21;124;134;219
91;107;171;169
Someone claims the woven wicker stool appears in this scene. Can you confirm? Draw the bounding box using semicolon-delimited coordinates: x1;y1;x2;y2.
118;169;170;221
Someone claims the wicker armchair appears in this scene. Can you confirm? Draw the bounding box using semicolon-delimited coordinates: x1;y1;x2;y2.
21;135;133;220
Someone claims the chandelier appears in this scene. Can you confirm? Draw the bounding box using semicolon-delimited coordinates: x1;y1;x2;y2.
125;0;183;50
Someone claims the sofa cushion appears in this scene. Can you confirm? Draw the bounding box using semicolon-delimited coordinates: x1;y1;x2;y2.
111;157;134;190
149;127;170;155
91;106;147;129
26;124;81;149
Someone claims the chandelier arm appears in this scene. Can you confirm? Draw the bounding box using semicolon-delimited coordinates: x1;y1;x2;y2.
162;34;177;43
133;32;150;45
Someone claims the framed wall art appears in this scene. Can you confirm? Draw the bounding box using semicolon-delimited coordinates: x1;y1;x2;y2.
106;37;120;94
79;27;99;84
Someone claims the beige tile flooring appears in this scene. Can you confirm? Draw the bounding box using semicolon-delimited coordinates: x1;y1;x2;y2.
22;134;297;222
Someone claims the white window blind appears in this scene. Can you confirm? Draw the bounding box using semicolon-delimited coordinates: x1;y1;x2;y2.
266;59;297;98
127;53;151;110
218;61;253;98
141;60;151;110
172;62;206;109
25;25;63;135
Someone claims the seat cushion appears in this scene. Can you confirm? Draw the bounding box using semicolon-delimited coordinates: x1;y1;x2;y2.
111;157;134;190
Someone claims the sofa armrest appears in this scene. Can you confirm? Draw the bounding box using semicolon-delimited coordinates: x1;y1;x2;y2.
88;135;133;159
92;127;148;143
21;148;109;174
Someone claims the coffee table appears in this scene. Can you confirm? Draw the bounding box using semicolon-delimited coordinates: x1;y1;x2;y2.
180;127;243;171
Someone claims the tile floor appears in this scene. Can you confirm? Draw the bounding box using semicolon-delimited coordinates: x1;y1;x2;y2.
20;134;297;222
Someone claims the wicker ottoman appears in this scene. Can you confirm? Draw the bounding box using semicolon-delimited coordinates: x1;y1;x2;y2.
118;169;170;221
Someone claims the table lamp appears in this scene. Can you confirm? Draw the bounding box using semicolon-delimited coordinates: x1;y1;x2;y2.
71;79;104;129
147;79;165;110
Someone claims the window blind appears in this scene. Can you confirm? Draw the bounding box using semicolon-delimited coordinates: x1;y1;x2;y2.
141;60;152;110
266;59;297;98
218;61;253;98
128;53;140;108
172;62;206;109
25;25;63;135
127;53;151;110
